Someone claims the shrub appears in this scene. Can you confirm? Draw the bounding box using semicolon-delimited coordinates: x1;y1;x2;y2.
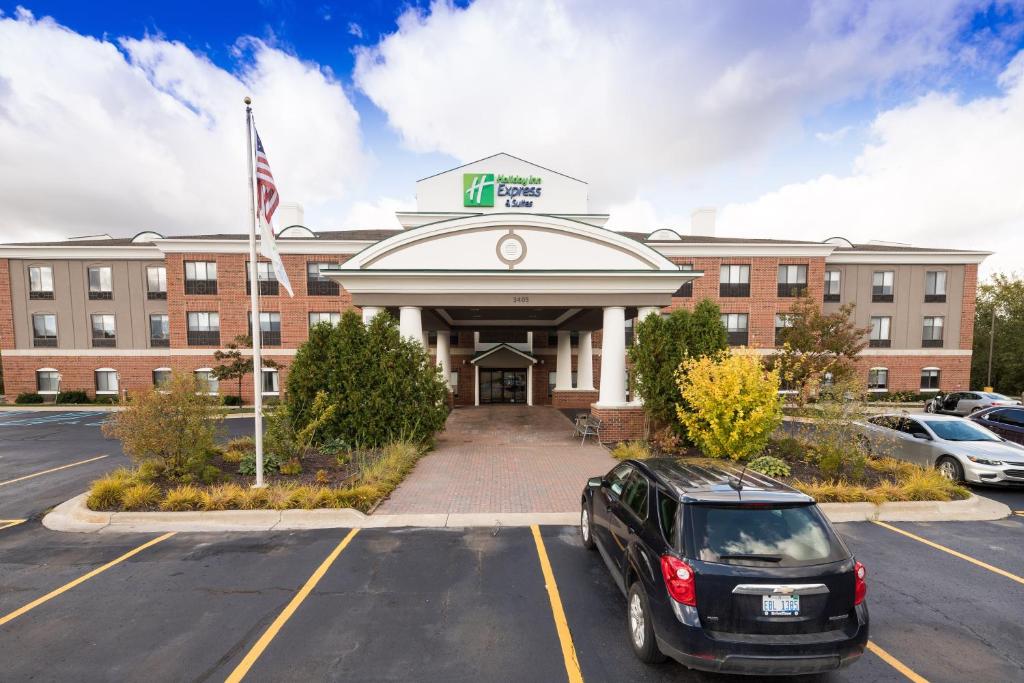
56;390;90;404
765;436;804;462
611;441;651;461
747;455;791;478
14;392;44;404
279;458;302;475
238;449;280;476
87;471;135;510
899;468;970;501
286;486;336;509
676;351;783;461
315;469;330;485
135;459;166;482
159;485;204;511
121;482;161;511
93;395;119;405
236;486;271;510
649;427;682;455
102;372;222;479
221;395;244;407
199;484;246;511
333;484;385;510
357;440;423;488
199;464;223;484
225;436;256;452
221;449;245;464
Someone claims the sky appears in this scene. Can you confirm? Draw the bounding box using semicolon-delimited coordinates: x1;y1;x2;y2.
0;0;1022;276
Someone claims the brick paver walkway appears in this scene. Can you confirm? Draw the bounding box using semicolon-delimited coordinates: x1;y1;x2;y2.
376;405;617;514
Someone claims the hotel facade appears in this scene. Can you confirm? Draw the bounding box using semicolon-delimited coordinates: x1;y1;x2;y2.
0;154;988;440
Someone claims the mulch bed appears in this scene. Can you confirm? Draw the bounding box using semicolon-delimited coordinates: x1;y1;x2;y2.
206;449;362;488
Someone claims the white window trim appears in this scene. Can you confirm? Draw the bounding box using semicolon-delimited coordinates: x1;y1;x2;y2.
36;367;60;394
260;367;280;396
867;366;889;392
920;367;941;392
94;367;119;394
194;367;219;395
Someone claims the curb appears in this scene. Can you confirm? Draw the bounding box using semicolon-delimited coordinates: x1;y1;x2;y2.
819;494;1010;523
43;493;579;533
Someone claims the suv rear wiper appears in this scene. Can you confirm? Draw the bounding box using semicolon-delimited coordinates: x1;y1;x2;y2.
718;554;783;562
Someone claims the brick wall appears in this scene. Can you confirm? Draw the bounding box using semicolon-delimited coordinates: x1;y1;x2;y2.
590;404;646;443
853;354;971;393
0;258;13;350
960;263;978;350
551;389;599;409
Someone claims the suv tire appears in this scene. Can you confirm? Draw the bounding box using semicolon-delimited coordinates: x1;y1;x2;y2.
627;582;666;664
937;456;964;483
580;502;596;550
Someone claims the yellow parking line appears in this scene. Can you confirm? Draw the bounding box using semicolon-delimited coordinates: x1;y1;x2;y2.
0;531;175;627
226;529;360;683
867;641;929;683
872;521;1024;586
0;454;110;487
0;519;27;531
531;525;584;683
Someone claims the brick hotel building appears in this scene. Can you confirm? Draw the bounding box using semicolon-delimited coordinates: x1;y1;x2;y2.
0;154;988;441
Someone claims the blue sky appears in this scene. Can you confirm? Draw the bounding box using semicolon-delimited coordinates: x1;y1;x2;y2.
1;1;1023;273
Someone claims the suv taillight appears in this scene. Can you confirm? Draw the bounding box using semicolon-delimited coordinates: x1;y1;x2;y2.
854;560;867;605
660;555;696;606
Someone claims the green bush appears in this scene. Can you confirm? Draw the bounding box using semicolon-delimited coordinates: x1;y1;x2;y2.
92;394;119;405
86;470;135;509
121;482;161;511
610;441;651;460
14;392;44;404
159;485;204;511
747;455;791;478
238;449;280;476
56;390;91;404
221;395;244;406
766;436;804;462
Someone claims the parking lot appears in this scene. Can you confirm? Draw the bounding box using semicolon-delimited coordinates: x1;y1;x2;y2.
1;411;1023;681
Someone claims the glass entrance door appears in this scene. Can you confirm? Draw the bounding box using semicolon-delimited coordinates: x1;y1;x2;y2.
479;368;528;404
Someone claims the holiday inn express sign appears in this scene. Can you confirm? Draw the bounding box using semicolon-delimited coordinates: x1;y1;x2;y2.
464;173;543;208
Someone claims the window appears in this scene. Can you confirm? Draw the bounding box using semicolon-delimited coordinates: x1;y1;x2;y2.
246;261;279;296
620;471;649;520
146;266;167;300
309;312;341;328
720;313;749;346
868;368;889;391
29;266;54;300
449;371;459;396
777;264;808;297
674;263;694;298
774;314;792;346
720;264;750;297
920;368;940;391
194;368;218;395
249;311;282;346
657;492;680;549
36;369;59;394
625;318;634;347
152;368;172;388
88;266;113;300
987;408;1024;428
149;314;170;347
872;271;894;302
922;316;944;348
824;269;841;302
427;330;461;346
925;271;947;303
261;368;280;395
306;262;340;296
90;314;116;348
184;261;217;295
606;463;633;497
94;369;118;394
31;313;57;347
869;316;891;348
186;312;220;346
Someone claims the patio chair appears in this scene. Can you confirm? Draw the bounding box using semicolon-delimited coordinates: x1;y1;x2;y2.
572;413;588;437
579;415;602;445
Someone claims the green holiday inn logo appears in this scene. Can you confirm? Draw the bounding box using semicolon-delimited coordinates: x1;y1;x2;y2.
463;173;496;207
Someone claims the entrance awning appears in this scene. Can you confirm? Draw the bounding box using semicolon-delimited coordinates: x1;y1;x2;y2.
470;344;537;368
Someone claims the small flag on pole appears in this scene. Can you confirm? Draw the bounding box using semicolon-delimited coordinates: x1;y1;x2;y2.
253;128;294;297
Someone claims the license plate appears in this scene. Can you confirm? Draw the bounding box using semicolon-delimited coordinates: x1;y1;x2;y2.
762;594;800;616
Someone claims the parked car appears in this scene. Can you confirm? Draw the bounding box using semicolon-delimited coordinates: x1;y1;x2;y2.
580;460;868;675
969;406;1024;446
925;391;1021;416
855;413;1024;485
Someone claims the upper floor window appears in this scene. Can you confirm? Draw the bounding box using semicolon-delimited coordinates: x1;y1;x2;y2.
149;314;170;348
306;262;340;296
777;265;808;297
719;265;750;297
824;269;841;303
29;266;54;300
90;314;116;348
246;261;279;296
922;316;944;348
36;369;60;394
88;266;113;300
869;316;891;348
249;311;282;347
146;266;167;300
774;314;793;346
868;368;889;391
309;312;341;328
94;369;119;395
674;263;694;298
186;311;220;346
720;313;749;346
925;271;947;303
184;261;217;295
872;271;894;302
921;368;941;391
31;313;57;348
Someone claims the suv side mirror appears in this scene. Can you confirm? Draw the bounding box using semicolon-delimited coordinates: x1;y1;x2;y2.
588;476;604;488
913;432;932;440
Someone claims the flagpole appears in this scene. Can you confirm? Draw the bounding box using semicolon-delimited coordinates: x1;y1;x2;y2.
244;96;266;488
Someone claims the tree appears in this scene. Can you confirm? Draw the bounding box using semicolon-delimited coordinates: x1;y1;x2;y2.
675;351;782;461
212;335;280;401
769;297;869;405
972;273;1024;395
629;299;727;431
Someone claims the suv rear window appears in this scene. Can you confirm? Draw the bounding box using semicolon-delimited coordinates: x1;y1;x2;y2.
690;504;848;567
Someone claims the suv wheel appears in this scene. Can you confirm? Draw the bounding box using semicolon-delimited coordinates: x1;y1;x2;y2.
580;502;595;550
627;583;665;664
937;456;964;483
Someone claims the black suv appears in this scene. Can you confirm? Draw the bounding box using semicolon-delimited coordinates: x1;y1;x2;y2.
580;459;868;676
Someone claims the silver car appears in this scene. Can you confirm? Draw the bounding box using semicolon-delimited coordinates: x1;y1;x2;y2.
925;391;1022;416
855;413;1024;485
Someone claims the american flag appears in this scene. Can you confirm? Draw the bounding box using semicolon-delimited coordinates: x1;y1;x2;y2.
254;131;280;225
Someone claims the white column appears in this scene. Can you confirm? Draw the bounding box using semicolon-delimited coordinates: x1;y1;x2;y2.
577;330;594;390
555;330;573;390
436;330;451;390
399;306;423;344
598;306;627;406
362;306;383;325
527;365;534;406
638;306;661;321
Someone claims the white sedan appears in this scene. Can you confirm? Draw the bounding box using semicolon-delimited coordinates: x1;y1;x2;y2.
855;413;1024;485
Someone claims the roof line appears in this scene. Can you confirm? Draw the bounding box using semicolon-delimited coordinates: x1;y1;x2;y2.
416;152;587;184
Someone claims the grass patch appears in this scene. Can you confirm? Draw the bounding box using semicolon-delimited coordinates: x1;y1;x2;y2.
121;482;161;510
791;466;969;504
610;441;651;461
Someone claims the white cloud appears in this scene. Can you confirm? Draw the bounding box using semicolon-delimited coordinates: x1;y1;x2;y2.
815;125;853;144
354;0;1007;207
339;196;414;229
604;198;686;234
348;22;363;38
720;51;1024;276
0;9;367;242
